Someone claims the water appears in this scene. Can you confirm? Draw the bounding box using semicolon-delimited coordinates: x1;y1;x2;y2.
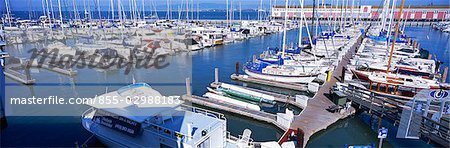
1;26;449;147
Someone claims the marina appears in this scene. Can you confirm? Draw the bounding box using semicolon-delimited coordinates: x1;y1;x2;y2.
1;0;450;148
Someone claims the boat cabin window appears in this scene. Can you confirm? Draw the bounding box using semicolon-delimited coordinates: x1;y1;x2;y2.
406;79;413;82
399;48;414;53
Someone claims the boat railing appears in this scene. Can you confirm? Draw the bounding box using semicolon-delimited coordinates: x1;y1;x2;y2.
143;118;226;145
419;115;450;145
141;105;227;144
81;107;96;119
180;104;227;121
226;131;254;147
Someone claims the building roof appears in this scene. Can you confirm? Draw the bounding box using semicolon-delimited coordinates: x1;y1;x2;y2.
272;5;450;9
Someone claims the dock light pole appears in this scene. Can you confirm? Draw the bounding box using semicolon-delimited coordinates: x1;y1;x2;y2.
386;0;405;73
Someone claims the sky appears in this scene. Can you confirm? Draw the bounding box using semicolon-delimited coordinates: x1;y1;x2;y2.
1;0;449;11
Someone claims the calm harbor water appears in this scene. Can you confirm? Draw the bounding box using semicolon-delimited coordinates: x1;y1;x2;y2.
1;25;449;147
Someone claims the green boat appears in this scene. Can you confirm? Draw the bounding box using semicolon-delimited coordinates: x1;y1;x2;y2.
218;88;275;104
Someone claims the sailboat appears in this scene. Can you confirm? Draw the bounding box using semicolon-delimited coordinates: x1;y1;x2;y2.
243;0;325;84
354;0;449;99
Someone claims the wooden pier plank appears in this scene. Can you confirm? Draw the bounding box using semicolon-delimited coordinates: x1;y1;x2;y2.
289;36;363;147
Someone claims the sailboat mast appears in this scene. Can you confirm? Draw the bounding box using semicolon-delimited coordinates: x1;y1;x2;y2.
110;0;114;20
401;5;411;32
314;0;319;36
311;0;316;35
299;1;317;64
350;0;355;25
191;0;194;22
226;0;229;27
166;0;169;19
42;0;46;19
386;0;405;73
239;2;242;22
45;0;51;25
4;0;12;27
259;0;263;23
282;0;289;58
230;0;233;25
343;0;348;28
186;0;189;21
197;0;199;21
97;0;102;21
381;0;391;32
298;0;304;47
386;0;396;48
136;0;139;21
57;0;63;31
142;0;145;20
50;0;56;25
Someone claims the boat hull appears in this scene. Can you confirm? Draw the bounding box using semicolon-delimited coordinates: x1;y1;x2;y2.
244;69;316;84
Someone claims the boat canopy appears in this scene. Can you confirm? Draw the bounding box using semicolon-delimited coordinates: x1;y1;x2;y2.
86;83;180;123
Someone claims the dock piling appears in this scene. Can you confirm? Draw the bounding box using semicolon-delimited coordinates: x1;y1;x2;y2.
186;78;192;96
24;61;32;81
235;62;239;76
214;68;219;83
442;67;448;83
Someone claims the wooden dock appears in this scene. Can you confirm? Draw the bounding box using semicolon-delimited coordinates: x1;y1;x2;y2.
3;67;35;85
289;35;364;147
230;74;309;92
180;95;289;131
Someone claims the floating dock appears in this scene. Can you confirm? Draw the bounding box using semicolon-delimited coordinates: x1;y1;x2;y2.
210;82;306;109
289;34;364;147
3;67;35;85
180;95;289;131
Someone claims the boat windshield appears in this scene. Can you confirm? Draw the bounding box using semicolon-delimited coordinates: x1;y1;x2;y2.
117;83;151;96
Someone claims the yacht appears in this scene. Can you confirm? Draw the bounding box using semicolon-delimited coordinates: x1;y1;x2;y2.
82;83;253;148
244;60;321;84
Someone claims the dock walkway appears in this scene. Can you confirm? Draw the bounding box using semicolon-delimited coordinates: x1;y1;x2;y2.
290;35;363;147
4;68;35;85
